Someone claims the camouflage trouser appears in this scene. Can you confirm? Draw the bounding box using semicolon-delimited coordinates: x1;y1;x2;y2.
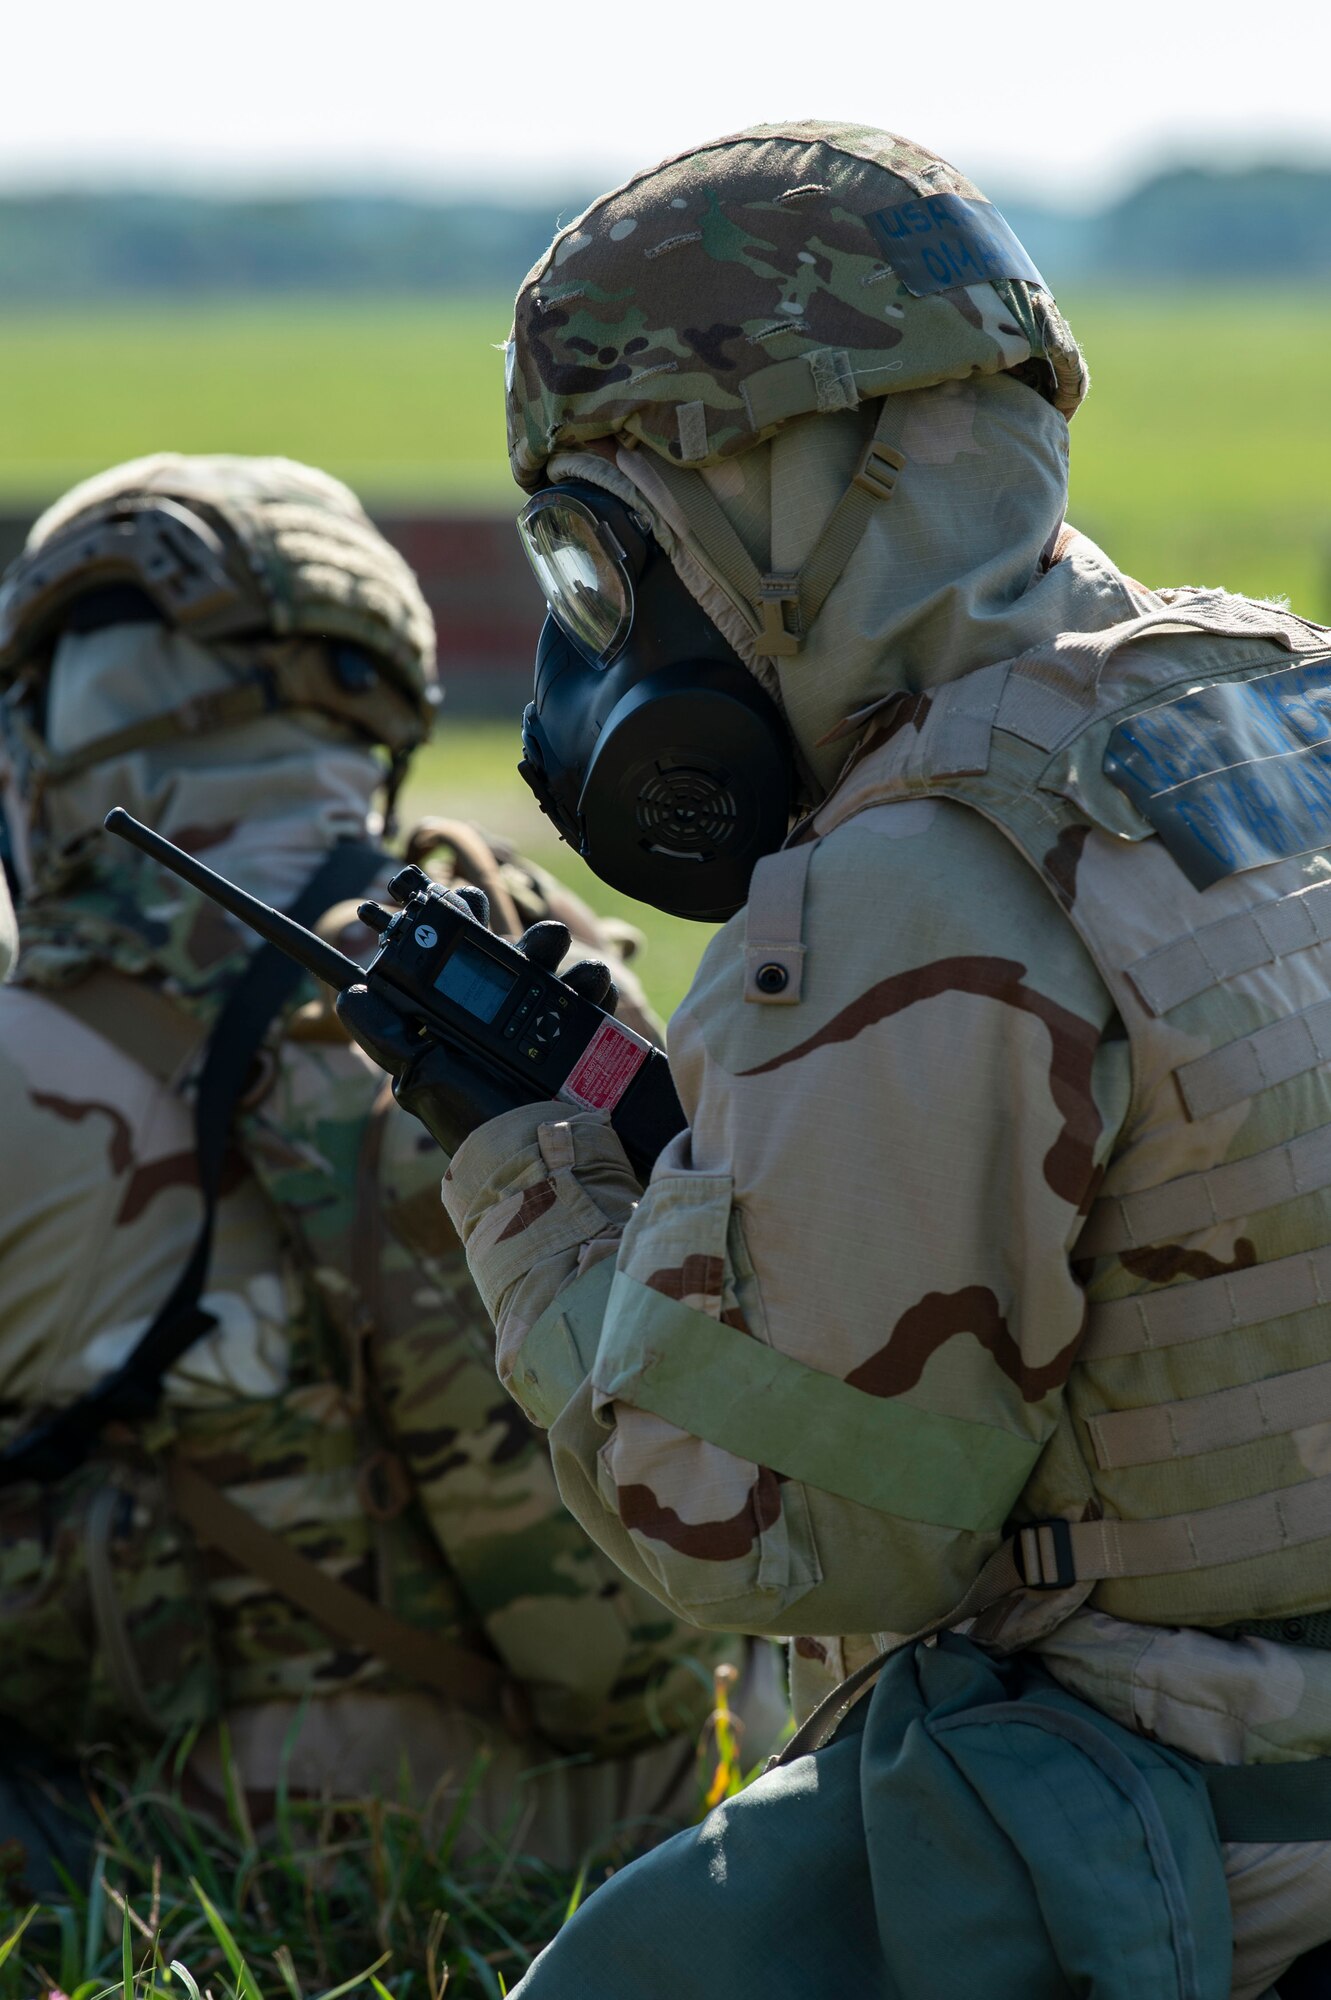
0;1722;93;1898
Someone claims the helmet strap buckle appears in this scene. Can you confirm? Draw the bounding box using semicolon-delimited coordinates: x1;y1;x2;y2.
756;573;803;657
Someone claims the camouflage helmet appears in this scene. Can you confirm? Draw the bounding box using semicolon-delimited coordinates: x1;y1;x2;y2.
0;454;438;764
507;122;1086;660
508;121;1086;490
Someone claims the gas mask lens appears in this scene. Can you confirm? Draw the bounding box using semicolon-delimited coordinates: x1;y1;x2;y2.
517;493;633;667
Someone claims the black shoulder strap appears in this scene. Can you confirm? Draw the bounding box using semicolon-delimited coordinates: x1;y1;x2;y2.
0;840;385;1487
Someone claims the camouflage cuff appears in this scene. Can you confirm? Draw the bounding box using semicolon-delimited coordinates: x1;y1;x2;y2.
506;1258;617;1430
444;1104;640;1325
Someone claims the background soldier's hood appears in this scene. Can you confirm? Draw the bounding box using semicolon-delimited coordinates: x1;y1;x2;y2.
554;371;1148;796
18;620;381;1006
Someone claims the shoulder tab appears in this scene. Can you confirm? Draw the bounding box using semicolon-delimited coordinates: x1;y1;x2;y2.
744;842;815;1004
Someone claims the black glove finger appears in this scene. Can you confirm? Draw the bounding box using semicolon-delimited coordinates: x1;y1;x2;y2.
335;983;429;1080
396;1040;536;1155
516;919;572;973
451;883;491;928
562;958;618;1012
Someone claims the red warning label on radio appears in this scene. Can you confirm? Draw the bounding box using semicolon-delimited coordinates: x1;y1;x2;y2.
561;1021;647;1113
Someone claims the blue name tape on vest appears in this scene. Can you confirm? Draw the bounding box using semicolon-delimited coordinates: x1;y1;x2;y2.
866;196;1046;298
1105;657;1331;889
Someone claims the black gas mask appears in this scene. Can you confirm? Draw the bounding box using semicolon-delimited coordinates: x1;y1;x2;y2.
516;481;796;923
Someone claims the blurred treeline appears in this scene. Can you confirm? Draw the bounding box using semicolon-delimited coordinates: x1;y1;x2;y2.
3;163;1329;299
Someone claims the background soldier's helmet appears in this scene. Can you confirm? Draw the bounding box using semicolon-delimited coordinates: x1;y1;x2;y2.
506;120;1087;492
0;454;437;764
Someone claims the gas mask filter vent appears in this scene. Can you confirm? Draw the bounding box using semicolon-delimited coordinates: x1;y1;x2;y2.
635;766;739;857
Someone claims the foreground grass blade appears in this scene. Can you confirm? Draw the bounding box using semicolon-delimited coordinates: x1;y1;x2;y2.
189;1877;264;2000
0;1906;36;1971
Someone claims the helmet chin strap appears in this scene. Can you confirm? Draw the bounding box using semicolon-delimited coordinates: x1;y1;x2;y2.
619;398;906;663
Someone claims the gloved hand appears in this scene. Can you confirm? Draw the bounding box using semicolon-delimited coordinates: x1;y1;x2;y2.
335;883;620;1156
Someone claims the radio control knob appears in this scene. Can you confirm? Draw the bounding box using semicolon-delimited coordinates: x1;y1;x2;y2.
387;863;431;906
357;901;395;935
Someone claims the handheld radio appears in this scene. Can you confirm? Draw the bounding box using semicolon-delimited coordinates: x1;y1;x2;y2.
104;808;686;1176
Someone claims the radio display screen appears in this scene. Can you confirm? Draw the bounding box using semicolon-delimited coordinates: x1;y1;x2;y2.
434;935;519;1023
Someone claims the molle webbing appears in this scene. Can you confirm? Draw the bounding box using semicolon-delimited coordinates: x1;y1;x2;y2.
1085;1241;1331;1359
1127;882;1331;1016
1079;1124;1331;1257
1086;1360;1331;1470
971;1479;1331;1591
1174;1001;1331;1121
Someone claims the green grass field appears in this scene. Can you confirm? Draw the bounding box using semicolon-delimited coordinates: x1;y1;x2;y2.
1;290;1328;609
4;287;1327;1015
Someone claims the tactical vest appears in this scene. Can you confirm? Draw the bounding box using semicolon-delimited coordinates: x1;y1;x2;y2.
0;823;729;1755
803;591;1331;1630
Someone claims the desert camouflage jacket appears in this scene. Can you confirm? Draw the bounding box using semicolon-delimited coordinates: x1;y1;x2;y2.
442;777;1125;1718
0;823;733;1776
441;553;1331;1745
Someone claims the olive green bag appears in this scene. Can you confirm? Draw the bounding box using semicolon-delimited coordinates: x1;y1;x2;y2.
511;1633;1235;1999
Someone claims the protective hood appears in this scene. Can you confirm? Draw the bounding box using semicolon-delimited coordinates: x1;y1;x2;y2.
554;372;1151;797
18;622;382;995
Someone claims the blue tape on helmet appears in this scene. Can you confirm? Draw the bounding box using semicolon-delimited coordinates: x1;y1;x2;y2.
867;195;1046;298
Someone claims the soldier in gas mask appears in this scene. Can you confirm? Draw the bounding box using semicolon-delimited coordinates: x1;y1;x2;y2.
0;453;780;1893
338;123;1331;1997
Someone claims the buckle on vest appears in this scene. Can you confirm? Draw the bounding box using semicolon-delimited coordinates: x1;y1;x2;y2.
1014;1518;1077;1591
852;440;906;503
756;573;802;657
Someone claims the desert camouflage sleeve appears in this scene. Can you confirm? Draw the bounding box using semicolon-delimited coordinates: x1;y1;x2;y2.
443;797;1132;1642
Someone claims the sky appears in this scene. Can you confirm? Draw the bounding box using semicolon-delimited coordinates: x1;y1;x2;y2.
3;0;1327;206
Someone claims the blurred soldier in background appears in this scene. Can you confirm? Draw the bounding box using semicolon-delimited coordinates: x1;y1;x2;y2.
0;454;778;1890
338;124;1331;1997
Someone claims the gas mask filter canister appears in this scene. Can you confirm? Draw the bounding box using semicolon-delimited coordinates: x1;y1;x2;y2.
516;482;795;923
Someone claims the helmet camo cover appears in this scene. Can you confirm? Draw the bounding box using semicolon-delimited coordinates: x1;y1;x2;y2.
0;455;437;749
507;121;1087;491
